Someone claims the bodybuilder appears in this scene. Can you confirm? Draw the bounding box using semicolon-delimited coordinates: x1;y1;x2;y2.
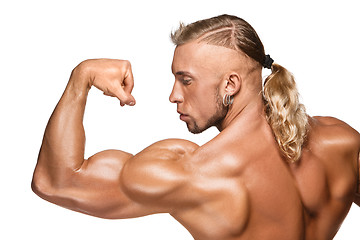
32;15;360;240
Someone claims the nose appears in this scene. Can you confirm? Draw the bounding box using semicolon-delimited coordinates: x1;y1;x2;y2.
169;81;184;104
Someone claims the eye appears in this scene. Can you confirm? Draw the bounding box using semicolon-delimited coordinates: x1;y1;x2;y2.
181;78;192;85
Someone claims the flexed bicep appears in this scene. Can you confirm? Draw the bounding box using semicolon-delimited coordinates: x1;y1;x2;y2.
34;149;155;219
35;139;200;219
73;139;200;218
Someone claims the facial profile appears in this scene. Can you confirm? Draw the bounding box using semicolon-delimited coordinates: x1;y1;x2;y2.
169;41;241;133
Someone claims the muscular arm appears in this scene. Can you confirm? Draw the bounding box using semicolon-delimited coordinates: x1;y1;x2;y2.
312;117;360;207
31;59;199;219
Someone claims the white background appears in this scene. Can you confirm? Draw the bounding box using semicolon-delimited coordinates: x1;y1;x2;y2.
1;0;359;239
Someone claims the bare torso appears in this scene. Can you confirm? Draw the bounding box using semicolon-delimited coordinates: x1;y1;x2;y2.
31;59;360;240
170;116;359;240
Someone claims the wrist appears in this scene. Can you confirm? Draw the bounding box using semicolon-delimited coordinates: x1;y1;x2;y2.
68;61;93;95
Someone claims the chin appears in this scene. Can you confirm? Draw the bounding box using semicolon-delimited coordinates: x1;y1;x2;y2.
186;122;211;134
186;106;227;134
188;127;205;134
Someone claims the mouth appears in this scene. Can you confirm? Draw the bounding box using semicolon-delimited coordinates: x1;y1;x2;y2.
177;111;190;121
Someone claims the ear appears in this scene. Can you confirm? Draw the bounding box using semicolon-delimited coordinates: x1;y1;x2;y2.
224;73;242;96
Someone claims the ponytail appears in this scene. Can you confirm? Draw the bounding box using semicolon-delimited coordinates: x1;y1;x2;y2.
169;14;309;162
263;63;308;162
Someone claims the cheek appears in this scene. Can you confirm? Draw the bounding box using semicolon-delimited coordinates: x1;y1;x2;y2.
191;87;219;118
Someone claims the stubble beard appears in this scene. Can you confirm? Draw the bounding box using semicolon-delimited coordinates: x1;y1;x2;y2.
187;89;228;134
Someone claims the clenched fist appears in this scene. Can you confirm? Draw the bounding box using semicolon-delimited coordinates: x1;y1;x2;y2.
73;59;136;106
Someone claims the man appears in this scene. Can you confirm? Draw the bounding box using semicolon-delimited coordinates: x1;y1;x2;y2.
32;14;360;240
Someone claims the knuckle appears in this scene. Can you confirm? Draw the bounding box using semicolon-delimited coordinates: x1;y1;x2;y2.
121;60;132;72
122;59;131;66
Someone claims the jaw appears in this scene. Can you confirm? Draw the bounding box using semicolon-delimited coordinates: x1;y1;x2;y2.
185;108;228;134
183;89;228;134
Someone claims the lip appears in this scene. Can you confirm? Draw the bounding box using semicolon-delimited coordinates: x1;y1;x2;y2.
177;111;189;121
179;114;189;121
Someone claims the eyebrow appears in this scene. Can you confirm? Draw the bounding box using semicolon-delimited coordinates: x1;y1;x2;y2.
174;71;193;77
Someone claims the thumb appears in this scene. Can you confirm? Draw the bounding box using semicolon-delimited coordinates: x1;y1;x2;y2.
114;87;136;106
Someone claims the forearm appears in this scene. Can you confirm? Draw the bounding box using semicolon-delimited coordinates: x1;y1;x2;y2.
33;66;90;188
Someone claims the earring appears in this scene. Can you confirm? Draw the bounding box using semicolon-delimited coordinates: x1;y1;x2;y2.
223;94;234;107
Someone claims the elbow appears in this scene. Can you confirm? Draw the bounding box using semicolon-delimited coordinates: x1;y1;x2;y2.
31;170;52;200
31;178;44;199
32;164;82;209
31;166;59;201
31;159;77;199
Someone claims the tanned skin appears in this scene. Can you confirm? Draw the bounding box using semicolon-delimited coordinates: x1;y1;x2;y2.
32;42;360;240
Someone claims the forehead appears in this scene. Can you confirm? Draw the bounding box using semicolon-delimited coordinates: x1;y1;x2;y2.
171;42;240;75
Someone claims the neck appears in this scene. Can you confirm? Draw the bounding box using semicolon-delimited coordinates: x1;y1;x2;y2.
216;92;265;132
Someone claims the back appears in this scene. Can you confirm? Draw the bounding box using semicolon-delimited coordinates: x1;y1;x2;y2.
290;116;359;240
171;116;359;240
172;116;305;240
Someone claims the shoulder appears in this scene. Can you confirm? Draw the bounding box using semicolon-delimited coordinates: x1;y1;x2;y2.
123;138;199;174
120;139;199;204
133;138;199;162
310;116;360;147
307;116;360;166
144;138;200;153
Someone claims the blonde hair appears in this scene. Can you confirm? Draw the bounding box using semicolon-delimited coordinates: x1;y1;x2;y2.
171;14;308;162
